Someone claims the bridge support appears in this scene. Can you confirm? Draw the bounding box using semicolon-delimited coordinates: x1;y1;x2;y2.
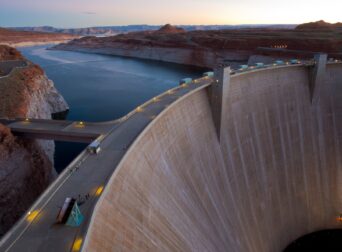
208;66;230;142
310;53;327;105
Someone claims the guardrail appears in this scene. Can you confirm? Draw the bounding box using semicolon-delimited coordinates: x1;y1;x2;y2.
109;76;213;125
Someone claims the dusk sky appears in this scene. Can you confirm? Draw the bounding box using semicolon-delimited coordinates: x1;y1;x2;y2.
0;0;341;28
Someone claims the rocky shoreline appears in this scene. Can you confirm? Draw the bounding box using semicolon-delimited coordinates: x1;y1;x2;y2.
52;44;249;68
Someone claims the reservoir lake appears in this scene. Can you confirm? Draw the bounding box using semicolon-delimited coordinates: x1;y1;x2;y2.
19;45;205;172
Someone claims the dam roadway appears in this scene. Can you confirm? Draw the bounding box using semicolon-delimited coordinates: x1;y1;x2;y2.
1;57;342;251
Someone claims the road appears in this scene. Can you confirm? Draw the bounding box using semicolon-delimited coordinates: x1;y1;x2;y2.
0;60;27;78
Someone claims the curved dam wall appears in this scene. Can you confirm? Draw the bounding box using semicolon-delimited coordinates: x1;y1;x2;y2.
83;64;342;251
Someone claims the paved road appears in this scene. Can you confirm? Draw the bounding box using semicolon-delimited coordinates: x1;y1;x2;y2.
0;77;212;252
0;60;27;78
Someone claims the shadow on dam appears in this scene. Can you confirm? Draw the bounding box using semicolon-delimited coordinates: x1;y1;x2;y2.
81;60;342;251
284;229;342;251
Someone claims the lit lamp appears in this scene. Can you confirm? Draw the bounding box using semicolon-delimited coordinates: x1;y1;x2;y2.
26;210;39;222
72;238;83;252
95;186;104;196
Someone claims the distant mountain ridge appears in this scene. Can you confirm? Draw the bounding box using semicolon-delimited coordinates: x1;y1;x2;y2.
10;24;296;36
156;24;186;34
296;20;342;30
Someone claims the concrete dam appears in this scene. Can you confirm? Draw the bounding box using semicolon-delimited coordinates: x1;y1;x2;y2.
0;55;341;251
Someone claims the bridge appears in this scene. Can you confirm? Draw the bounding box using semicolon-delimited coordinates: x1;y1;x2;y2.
0;55;342;252
0;118;116;143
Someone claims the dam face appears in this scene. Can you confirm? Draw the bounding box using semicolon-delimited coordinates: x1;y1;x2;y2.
83;63;342;251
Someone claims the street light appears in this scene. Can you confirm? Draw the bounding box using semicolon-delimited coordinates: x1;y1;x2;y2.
95;186;104;196
26;210;39;222
72;238;83;251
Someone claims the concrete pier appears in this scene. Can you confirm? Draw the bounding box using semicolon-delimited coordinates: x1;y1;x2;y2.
310;53;328;104
210;66;231;141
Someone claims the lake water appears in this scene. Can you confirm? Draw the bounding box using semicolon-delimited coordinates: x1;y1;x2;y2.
19;45;205;172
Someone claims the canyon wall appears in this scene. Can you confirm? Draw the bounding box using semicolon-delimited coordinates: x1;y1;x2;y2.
0;47;68;235
0;125;53;236
83;64;342;251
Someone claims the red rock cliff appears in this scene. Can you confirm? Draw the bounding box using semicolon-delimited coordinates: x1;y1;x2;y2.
0;45;68;236
0;124;53;235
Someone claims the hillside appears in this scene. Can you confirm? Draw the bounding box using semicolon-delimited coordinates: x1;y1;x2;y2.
0;45;24;60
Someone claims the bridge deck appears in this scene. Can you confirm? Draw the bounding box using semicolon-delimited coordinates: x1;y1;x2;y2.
0;119;117;143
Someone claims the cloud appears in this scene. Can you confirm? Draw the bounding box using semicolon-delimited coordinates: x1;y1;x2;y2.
82;12;96;15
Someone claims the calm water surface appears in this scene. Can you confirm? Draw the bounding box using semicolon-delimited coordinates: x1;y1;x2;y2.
19;45;205;172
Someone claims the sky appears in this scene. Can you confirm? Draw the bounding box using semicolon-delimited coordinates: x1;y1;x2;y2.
0;0;341;28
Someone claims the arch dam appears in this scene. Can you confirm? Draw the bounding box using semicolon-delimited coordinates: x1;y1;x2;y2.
0;54;341;252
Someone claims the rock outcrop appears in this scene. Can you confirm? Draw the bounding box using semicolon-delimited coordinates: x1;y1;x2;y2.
156;24;186;34
295;20;342;30
0;46;68;236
